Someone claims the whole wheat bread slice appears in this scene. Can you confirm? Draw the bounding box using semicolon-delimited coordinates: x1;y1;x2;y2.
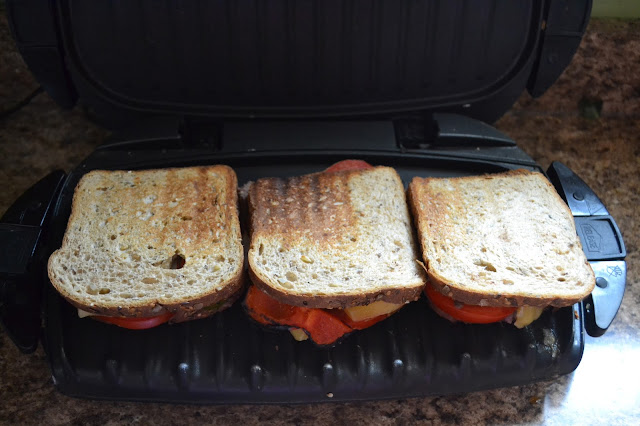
47;165;244;322
408;169;595;308
247;166;427;309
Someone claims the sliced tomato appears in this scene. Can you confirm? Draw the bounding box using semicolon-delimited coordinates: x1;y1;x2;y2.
299;309;354;346
424;283;515;324
93;311;174;330
324;159;373;173
244;285;390;345
245;285;351;345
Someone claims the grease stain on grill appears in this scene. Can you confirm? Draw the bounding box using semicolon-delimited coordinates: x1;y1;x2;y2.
250;364;264;391
177;362;190;390
392;359;405;385
322;363;336;391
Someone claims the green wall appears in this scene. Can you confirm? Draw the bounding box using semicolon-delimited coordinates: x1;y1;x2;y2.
592;0;640;18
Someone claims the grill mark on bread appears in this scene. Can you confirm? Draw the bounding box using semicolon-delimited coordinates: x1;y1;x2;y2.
408;169;595;308
248;166;427;308
47;166;244;321
103;169;225;252
250;172;356;248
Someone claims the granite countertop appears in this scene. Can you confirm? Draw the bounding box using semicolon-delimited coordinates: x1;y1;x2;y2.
1;12;638;425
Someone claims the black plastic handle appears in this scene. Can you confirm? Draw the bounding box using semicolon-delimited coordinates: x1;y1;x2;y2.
546;161;610;216
546;162;626;337
0;170;66;353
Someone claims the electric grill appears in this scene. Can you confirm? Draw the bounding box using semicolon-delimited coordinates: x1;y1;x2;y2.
1;0;626;403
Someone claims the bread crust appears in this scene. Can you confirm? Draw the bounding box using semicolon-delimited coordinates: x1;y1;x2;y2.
247;166;427;308
48;165;245;321
65;269;245;322
425;269;591;308
408;169;595;308
248;265;422;309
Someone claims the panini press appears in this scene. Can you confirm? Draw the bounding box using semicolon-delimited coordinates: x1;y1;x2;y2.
1;0;626;403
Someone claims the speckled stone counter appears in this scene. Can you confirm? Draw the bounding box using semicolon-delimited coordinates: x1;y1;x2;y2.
1;14;638;425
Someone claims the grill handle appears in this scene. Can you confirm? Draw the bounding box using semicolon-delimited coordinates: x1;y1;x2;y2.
0;170;66;353
546;162;626;337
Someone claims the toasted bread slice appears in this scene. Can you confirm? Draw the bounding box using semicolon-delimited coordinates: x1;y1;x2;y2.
408;169;595;308
47;166;244;322
247;166;427;309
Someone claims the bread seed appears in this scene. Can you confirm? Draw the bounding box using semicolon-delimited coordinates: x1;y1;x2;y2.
286;272;297;282
300;255;313;264
279;281;294;289
474;260;497;272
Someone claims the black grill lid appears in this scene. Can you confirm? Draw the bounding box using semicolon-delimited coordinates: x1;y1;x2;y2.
7;0;590;128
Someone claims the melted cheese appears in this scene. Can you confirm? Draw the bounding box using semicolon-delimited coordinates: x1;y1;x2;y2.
343;300;403;322
289;328;309;341
514;306;544;328
77;308;97;318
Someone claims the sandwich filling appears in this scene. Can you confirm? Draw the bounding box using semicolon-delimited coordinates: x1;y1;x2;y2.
423;282;544;328
245;285;402;345
77;298;229;329
91;311;175;329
